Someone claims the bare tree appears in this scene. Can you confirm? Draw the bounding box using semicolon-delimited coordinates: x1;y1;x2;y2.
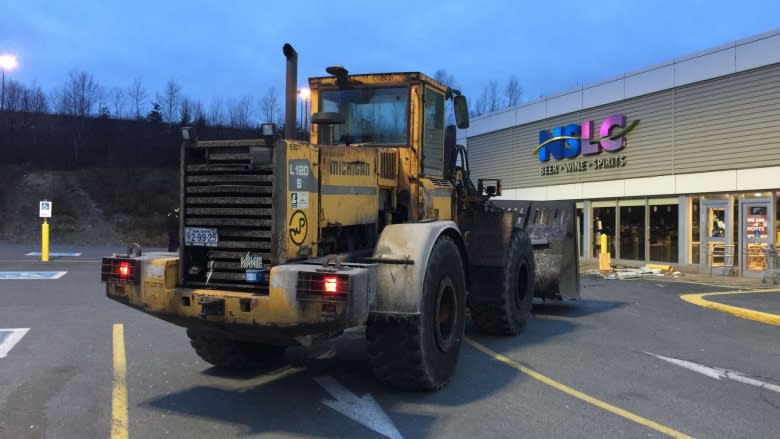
485;80;500;113
160;79;182;124
95;85;109;118
208;96;226;126
57;70;100;117
192;100;206;126
128;77;147;119
108;87;127;119
48;71;101;164
21;83;47;113
2;80;25;111
179;97;192;125
473;80;501;116
50;88;67;115
504;75;522;107
260;87;279;123
433;69;457;126
228;95;254;128
433;69;455;88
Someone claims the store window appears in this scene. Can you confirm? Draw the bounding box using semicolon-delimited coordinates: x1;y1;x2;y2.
706;206;726;238
619;203;645;261
650;201;678;263
690;197;700;264
592;206;616;255
777;196;780;243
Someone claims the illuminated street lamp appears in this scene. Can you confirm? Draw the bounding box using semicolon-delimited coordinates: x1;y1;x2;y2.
298;87;311;131
0;54;19;111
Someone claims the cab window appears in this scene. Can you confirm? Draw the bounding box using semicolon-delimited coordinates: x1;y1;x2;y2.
319;87;409;144
422;86;445;176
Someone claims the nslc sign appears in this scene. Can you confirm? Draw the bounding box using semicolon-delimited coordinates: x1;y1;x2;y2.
534;115;639;162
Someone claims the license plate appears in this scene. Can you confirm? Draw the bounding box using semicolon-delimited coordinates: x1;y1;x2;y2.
185;227;219;247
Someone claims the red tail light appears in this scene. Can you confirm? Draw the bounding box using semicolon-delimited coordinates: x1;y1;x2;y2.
118;262;131;278
296;272;350;302
323;276;338;294
101;257;140;285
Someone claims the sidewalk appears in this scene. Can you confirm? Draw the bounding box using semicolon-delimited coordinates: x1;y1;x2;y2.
580;262;775;290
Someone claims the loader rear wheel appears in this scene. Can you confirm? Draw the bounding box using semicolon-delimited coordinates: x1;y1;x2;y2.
186;329;286;370
469;228;535;335
366;235;466;391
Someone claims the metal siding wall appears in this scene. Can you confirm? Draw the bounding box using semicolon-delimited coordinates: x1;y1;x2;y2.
674;65;780;172
468;64;780;190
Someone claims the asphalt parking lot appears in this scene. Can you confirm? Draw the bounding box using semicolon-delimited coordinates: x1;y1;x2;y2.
1;244;779;439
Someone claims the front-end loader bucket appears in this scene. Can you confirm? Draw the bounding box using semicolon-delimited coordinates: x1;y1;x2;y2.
492;200;580;300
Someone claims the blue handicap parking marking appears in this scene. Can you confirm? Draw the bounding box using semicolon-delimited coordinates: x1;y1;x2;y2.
0;271;67;280
25;252;82;257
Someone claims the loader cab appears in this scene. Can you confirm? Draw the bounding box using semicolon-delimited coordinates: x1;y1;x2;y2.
308;71;469;177
308;70;470;229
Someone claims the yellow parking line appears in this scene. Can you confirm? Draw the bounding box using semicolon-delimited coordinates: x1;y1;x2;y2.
112;324;129;439
680;290;780;327
464;338;696;439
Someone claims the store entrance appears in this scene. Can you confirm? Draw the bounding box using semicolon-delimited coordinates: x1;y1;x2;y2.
701;200;732;274
741;199;774;277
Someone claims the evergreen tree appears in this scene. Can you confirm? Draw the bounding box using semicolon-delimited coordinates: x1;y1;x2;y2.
147;102;163;124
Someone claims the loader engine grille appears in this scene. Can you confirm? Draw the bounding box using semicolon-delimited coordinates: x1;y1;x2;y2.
378;150;397;180
181;142;275;293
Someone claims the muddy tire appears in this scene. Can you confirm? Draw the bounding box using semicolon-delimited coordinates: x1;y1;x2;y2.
469;228;535;335
366;235;466;391
186;329;286;370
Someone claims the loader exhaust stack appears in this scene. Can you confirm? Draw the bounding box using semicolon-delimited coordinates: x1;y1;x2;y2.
283;43;298;139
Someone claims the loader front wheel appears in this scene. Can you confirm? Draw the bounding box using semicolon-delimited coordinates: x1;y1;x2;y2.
470;228;535;335
366;235;466;391
186;329;286;370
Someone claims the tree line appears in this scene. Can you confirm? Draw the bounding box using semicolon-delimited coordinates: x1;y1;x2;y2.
1;68;526;129
1;71;285;129
433;69;524;118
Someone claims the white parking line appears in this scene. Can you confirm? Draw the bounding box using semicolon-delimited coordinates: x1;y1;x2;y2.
25;252;82;257
0;328;30;358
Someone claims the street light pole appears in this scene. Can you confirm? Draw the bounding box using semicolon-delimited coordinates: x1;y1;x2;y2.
299;88;310;134
0;54;19;112
298;89;303;132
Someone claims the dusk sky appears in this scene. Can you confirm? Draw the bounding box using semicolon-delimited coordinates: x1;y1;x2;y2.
2;0;779;119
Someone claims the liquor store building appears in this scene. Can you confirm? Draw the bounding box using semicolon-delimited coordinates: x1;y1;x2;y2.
463;30;780;276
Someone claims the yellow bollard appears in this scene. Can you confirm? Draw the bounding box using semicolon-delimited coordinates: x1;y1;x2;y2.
42;219;49;262
598;232;612;271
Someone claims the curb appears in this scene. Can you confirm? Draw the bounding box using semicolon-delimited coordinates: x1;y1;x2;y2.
680;291;780;327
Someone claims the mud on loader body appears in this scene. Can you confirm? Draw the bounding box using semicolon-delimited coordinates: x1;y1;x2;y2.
101;44;579;391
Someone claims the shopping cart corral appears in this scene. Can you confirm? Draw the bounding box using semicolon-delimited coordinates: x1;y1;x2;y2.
709;244;736;276
762;245;780;285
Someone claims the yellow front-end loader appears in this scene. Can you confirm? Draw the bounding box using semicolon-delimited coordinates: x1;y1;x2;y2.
101;43;579;390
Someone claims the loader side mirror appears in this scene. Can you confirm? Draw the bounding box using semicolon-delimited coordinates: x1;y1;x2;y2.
454;95;469;129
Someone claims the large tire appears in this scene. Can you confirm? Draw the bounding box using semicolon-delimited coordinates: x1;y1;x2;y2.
186;329;286;370
469;228;535;335
366;235;466;391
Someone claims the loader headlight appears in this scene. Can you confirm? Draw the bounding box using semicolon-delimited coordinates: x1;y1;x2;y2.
181;126;195;141
261;123;276;136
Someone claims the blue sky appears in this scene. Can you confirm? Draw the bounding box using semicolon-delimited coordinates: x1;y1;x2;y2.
1;0;779;116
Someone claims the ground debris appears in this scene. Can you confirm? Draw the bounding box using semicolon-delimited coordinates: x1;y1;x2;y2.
592;265;679;280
